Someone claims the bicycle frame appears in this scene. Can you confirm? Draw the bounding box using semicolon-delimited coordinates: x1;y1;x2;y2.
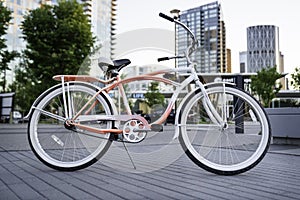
51;62;226;138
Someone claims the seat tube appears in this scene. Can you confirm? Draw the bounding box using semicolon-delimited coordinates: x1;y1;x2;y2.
118;83;132;115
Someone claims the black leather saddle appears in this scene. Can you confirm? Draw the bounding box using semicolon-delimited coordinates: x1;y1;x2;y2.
109;59;131;72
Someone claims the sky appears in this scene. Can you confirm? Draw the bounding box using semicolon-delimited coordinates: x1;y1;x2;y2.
116;0;300;73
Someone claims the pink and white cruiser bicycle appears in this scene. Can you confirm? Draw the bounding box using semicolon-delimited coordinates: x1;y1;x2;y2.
25;13;271;175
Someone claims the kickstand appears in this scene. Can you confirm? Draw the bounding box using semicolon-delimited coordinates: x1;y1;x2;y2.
122;141;136;170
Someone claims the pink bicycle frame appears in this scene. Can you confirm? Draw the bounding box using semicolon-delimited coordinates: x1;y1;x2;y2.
52;66;198;135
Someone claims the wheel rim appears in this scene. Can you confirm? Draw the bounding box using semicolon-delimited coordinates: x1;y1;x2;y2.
180;87;270;172
29;84;112;169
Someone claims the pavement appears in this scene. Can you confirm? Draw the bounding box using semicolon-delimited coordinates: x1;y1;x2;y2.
0;124;300;200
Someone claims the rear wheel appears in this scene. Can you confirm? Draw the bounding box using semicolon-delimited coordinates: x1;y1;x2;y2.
28;83;113;171
179;86;271;175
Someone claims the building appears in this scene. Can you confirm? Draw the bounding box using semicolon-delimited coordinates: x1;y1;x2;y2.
79;0;117;59
3;0;41;87
37;0;117;59
176;1;227;73
226;48;231;73
247;25;283;73
3;0;116;87
239;51;248;73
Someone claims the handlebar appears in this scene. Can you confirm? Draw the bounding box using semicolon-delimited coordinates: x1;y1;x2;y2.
157;56;185;62
159;13;199;64
157;57;170;62
159;13;174;22
159;13;197;45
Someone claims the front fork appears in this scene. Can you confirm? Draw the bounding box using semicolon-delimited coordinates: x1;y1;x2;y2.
173;78;230;140
196;80;228;129
192;68;227;129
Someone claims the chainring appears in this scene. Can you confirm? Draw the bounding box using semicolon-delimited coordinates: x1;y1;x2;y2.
123;120;147;143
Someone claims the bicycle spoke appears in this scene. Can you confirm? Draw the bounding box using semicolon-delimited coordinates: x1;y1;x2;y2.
180;86;270;175
28;83;112;171
34;107;66;122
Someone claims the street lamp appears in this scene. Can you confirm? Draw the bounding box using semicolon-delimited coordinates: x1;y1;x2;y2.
170;9;180;19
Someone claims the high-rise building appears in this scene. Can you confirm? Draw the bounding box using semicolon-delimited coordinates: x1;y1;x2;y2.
247;25;283;73
176;1;227;73
42;0;117;59
3;0;116;87
3;0;41;87
79;0;117;59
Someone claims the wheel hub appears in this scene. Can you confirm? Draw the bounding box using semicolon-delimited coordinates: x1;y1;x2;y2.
64;120;76;131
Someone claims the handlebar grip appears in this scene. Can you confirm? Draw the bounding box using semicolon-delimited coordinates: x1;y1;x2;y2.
157;57;170;62
159;13;174;22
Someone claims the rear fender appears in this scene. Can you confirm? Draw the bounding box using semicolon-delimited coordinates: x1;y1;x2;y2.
24;82;118;121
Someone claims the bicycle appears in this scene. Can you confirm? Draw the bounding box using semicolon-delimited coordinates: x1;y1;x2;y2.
25;13;271;175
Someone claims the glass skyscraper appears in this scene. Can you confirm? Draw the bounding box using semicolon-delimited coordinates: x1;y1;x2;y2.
176;1;227;73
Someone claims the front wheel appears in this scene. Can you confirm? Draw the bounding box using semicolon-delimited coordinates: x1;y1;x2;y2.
179;86;271;175
28;83;113;171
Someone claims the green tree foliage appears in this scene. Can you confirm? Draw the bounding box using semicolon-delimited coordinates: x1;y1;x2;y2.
250;67;282;107
0;2;18;92
291;67;300;90
13;0;94;112
144;82;165;107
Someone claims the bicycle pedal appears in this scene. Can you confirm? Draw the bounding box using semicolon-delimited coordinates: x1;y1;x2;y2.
151;124;163;132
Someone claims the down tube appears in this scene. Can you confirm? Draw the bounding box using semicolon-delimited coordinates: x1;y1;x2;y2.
117;75;176;124
156;75;196;125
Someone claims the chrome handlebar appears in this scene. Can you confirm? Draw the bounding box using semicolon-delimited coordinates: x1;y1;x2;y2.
158;12;199;65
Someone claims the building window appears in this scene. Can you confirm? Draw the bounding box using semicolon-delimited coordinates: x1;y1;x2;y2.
17;9;23;15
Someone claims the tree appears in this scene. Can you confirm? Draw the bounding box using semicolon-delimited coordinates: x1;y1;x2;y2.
13;0;94;112
291;67;300;90
250;67;282;107
144;82;165;108
0;2;18;92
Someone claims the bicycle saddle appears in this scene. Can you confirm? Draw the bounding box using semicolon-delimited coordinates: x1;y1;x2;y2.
112;59;131;72
98;57;131;73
